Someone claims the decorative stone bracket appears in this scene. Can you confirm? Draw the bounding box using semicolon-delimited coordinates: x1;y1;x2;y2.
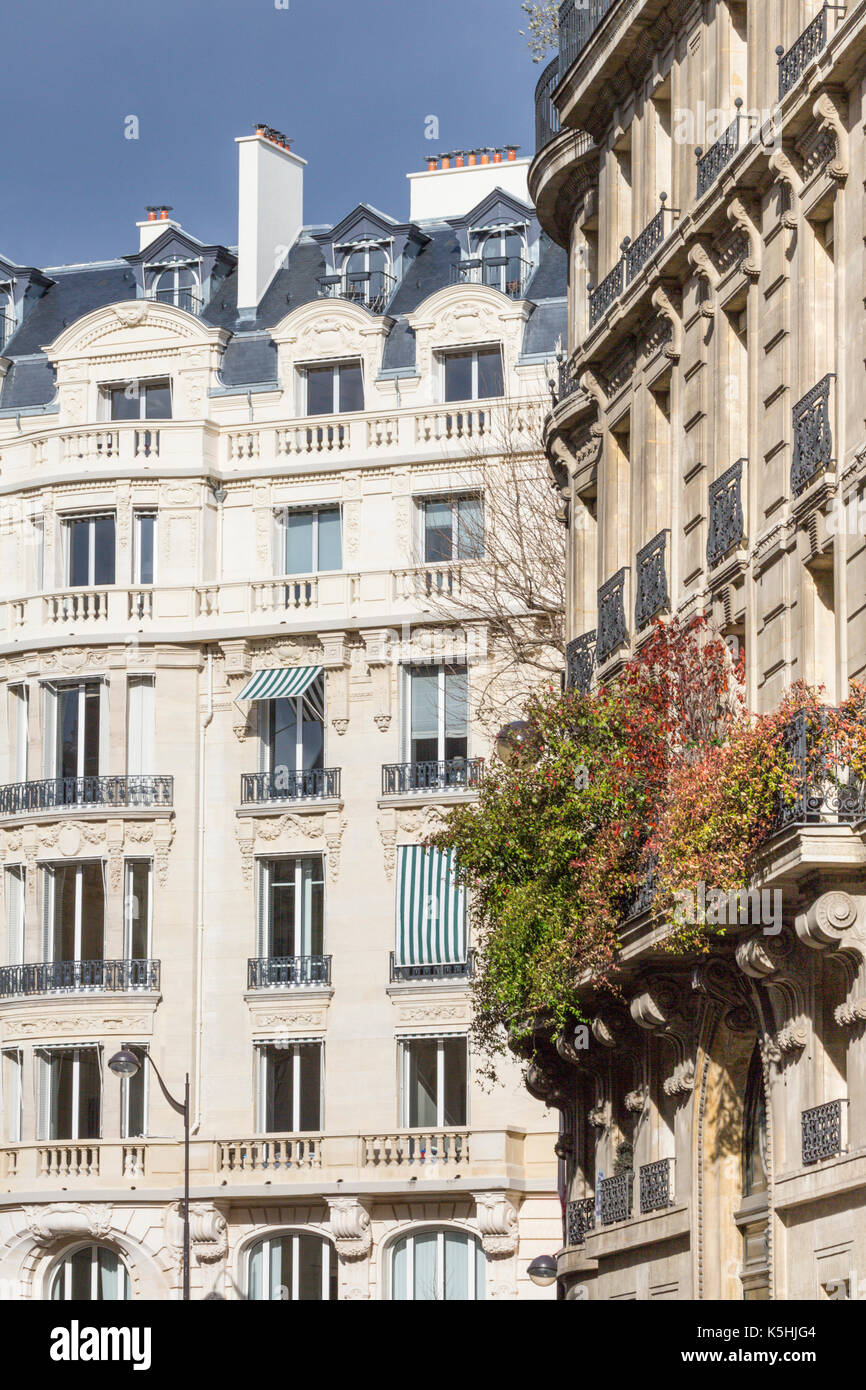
361;628;393;732
726;197;762;280
474;1193;520;1259
319;632;350;737
327;1197;372;1261
813;91;849;182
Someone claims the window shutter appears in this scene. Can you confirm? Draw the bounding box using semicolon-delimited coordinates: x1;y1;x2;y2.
42;684;57;779
127;676;155;775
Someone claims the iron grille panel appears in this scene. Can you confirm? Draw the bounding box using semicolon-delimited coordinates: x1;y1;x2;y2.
535;57;561;152
382;758;485;796
596;569;628;664
589;258;624;327
791;374;834;495
566;1196;596;1246
598;1172;632;1226
778;6;829;99
635;531;669;630
707;459;746;568
566;631;597;694
247;956;332;989
639;1158;674;1213
774;710;866;829
696;108;744;196
624;205;667;284
389;951;474;982
802;1099;844;1164
241;768;341;803
558;0;617;79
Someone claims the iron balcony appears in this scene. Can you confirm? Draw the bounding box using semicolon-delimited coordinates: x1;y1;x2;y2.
240;768;342;804
389;950;475;983
247;956;332;989
0;959;161;997
382;758;484;796
0;775;173;817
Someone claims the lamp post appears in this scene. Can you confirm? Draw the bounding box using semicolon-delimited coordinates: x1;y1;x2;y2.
108;1046;190;1300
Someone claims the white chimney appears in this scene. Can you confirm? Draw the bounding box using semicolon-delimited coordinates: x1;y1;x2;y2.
236;127;305;317
137;206;182;251
408;148;531;221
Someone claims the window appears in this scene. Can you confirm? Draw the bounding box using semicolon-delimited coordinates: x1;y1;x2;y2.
258;858;324;960
43;862;105;963
150;263;201;312
38;1046;101;1141
121;1043;148;1139
108;378;172;421
257;1042;322;1132
260;676;325;777
341;244;392;311
408;665;469;764
742;1045;768;1198
50;1246;130;1301
64;514;116;587
48;680;104;783
304;361;363;416
133;511;157;585
282;508;342;574
8;682;28;781
400;1037;467;1127
247;1234;337;1301
390;1230;485;1301
123;861;151;959
2;1048;22;1144
6;865;25;965
126;676;155;776
0;289;13;350
442;347;503;402
421;497;483;563
480;230;527;296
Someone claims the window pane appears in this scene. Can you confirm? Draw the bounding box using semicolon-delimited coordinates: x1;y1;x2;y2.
424;501;453;564
271;698;298;776
298;1234;325;1301
317;508;342;571
476;348;504;399
68;520;91;587
270;1237;292;1300
406;1039;438;1127
338;363;364;413
413;1233;439;1301
92;516;116;586
136;515;156;584
82;682;101;778
58;686;80;781
248;1242;264;1300
456;497;484;560
392;1238;408;1301
68;1247;94;1301
80;862;105;960
444;668;468;743
125;861;149;958
53;866;77;962
443;1232;470;1300
266;1048;294;1132
77;1049;101;1140
444;352;472;403
306;367;335;416
144;380;172;419
110;387;140;421
298;1044;321;1131
410;668;439;763
268;860;296;957
286;513;314;575
52;1052;74;1139
124;1062;146;1139
442;1038;467;1126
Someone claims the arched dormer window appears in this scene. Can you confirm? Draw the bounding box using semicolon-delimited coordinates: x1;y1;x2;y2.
479;229;529;298
50;1245;131;1301
341;243;394;312
148;261;202;314
0;283;14;350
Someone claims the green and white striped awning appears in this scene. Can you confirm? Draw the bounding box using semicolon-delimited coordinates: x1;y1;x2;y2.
396;845;467;966
237;666;323;701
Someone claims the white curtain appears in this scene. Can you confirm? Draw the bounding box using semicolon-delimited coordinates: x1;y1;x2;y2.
127;676;155;775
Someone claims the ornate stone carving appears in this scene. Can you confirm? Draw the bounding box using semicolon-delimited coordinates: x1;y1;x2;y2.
726;196;762;280
796;891;859;949
624;1086;647;1113
663;1060;695;1096
24;1203;113;1244
812;91;849;182
587;1102;609;1129
327;1198;372;1260
474;1193;520;1258
835;997;866;1027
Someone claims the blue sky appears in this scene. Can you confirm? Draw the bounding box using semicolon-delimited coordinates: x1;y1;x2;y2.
0;0;539;268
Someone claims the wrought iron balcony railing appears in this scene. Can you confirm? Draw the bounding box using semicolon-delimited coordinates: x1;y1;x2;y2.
382;758;485;796
634;530;669;631
802;1098;846;1165
389;951;475;982
777;5;832;99
247;956;332;989
566;631;596;694
596;568;628;664
791;374;834;496
775;711;866;829
639;1157;675;1213
450;257;532;299
588;258;624;328
625;855;657;920
558;0;617;79
696;101;749;196
0;775;173;817
316;269;396;314
535;56;561;153
598;1172;632;1226
554;354;582;405
707;459;746;569
240;768;341;804
146;287;204;314
566;1196;596;1246
624;195;676;285
0;959;160;997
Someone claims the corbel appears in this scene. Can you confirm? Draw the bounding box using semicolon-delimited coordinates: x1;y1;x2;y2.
220;639;253;743
360;628;393;732
651;280;683;360
813;90;849;182
768;147;803;231
318;631;350;737
726;196;762;280
687;240;720;318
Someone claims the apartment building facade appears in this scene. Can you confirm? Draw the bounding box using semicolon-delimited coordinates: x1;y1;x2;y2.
0;130;565;1300
531;0;866;1299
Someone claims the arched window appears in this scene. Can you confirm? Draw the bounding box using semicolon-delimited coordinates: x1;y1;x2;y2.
247;1233;337;1301
481;231;527;297
390;1229;485;1301
342;245;392;311
742;1045;768;1198
50;1245;130;1301
152;264;200;313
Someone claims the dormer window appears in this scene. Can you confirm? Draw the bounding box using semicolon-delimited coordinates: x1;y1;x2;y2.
0;284;13;350
317;243;395;313
452;230;530;298
146;261;202;313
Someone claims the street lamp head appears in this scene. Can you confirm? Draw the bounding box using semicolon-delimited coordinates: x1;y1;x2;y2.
494;720;537;767
527;1254;558;1288
108;1047;141;1079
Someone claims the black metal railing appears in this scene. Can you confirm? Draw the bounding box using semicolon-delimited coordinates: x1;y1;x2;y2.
240;768;341;804
148;287;204;314
791;374;834;496
588;258;624;328
596;568;628;664
558;0;617;79
389;951;475;982
624;197;675;285
0;775;173;817
382;758;485;796
450;257;532;299
316;269;396;314
566;1196;596;1246
625;855;657;920
774;711;866;829
598;1172;632;1226
707;459;746;568
0;959;161;997
639;1157;674;1213
634;530;669;631
247;956;332;989
555;354;581;405
535;56;561;152
802;1098;845;1164
566;631;597;694
777;5;830;99
696;101;748;196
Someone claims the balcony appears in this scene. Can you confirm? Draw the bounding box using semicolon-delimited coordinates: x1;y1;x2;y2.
240;769;341;805
624;196;677;286
634;530;669;631
598;1171;632;1225
566;1196;596;1246
381;758;485;796
316;269;396;314
588;258;624;328
389;951;475;983
707;460;746;570
145;287;203;315
0;775;173;818
0;959;161;997
565;631;596;694
624;856;657;921
777;5;833;100
449;256;532;299
557;0;617;79
791;374;834;497
774;712;866;831
535;57;561;153
802;1098;847;1165
639;1157;674;1213
247;956;332;989
596;568;628;664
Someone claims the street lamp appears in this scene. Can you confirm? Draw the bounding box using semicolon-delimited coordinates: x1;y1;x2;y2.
527;1254;558;1288
108;1046;191;1300
494;720;536;767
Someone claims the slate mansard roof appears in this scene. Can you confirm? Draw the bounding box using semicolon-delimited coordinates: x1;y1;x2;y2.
0;194;567;412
